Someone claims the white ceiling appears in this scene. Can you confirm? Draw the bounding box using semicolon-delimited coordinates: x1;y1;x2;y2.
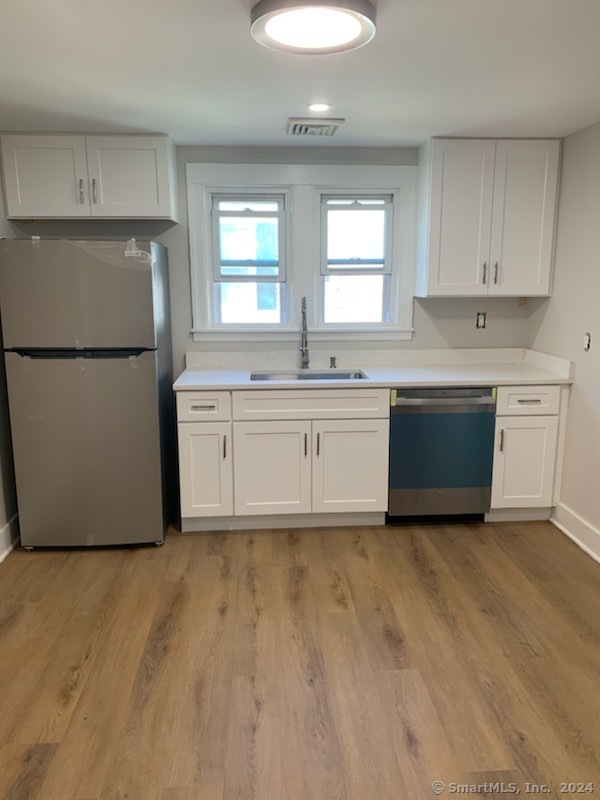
2;0;600;147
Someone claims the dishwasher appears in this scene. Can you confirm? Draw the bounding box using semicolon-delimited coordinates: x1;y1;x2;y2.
388;387;496;521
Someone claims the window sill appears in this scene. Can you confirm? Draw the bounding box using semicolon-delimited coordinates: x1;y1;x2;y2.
191;328;414;343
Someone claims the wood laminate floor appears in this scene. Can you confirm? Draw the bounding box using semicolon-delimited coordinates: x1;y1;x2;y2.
0;521;598;800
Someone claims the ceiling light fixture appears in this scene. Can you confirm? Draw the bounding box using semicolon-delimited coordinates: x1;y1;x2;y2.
307;102;333;112
251;0;376;55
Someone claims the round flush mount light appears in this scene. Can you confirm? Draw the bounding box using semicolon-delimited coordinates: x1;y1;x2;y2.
307;102;333;112
251;0;376;55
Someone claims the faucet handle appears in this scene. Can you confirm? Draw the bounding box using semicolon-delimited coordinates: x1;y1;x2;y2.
330;356;337;369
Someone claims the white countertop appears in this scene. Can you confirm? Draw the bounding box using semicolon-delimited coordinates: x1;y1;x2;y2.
173;360;572;392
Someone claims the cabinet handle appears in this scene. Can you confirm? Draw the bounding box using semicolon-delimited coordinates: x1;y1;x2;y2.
317;432;320;457
304;432;308;457
190;404;217;411
482;262;487;285
494;262;499;284
517;398;542;404
499;429;505;452
79;179;84;204
223;434;227;459
92;178;97;204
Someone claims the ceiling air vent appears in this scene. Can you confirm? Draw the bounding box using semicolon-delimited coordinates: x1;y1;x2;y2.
286;118;345;137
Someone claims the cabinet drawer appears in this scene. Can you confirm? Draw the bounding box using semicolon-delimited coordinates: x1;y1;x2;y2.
232;389;390;421
177;391;231;421
496;385;560;416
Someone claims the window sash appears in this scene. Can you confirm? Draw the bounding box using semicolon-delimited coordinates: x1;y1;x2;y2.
320;194;393;276
211;193;286;283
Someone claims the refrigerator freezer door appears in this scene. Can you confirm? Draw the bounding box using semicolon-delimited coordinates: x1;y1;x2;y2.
5;350;165;546
0;240;157;349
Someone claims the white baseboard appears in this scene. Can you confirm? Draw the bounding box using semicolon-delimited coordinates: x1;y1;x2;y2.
181;511;385;533
0;514;19;564
552;502;600;564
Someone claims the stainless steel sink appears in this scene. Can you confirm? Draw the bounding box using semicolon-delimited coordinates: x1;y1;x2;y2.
250;369;367;381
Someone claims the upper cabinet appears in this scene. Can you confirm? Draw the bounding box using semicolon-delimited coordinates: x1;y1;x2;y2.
416;138;560;297
0;134;178;221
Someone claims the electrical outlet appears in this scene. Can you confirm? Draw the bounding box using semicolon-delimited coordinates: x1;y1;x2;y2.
476;312;487;329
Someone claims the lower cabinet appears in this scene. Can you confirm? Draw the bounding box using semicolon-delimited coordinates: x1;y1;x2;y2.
177;421;233;517
490;386;561;509
233;418;389;515
176;387;390;523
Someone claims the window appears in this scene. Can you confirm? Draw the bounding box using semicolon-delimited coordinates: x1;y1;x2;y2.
186;163;416;341
320;195;392;325
211;194;287;325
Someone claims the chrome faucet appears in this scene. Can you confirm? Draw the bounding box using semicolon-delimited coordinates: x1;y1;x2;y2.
300;296;309;369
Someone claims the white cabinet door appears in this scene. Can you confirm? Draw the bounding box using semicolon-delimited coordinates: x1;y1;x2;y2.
312;419;389;513
489;140;560;296
178;422;233;518
491;416;559;508
0;135;90;218
233;421;312;515
85;135;173;219
426;138;496;296
419;138;560;298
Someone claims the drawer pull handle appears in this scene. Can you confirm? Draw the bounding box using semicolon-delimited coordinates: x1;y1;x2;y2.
499;429;505;452
223;434;227;459
190;404;217;411
517;398;542;404
317;432;320;457
304;432;308;457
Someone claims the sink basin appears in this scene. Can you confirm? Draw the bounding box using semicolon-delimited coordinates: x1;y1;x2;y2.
250;369;367;381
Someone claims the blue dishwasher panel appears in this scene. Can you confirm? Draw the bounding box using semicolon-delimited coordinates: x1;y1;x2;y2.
389;410;495;490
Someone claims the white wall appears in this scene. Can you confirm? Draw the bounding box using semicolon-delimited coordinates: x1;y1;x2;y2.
168;146;538;373
529;122;600;558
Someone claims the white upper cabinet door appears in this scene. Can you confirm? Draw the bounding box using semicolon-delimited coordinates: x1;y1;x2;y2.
311;419;389;513
233;421;312;516
85;136;173;219
1;135;90;218
426;139;496;295
489;140;560;296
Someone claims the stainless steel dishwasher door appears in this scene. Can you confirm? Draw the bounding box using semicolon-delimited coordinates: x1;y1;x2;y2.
388;387;496;518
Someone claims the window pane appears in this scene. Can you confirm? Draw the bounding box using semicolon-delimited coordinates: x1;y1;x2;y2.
323;275;386;323
219;217;278;268
216;282;285;324
327;208;385;261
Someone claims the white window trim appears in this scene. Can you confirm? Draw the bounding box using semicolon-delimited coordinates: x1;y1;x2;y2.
187;163;417;343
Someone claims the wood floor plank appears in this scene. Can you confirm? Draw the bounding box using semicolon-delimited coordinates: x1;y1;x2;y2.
339;549;410;670
274;565;348;800
317;611;411;799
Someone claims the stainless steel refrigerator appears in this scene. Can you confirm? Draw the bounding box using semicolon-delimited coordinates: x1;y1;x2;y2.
0;239;175;548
